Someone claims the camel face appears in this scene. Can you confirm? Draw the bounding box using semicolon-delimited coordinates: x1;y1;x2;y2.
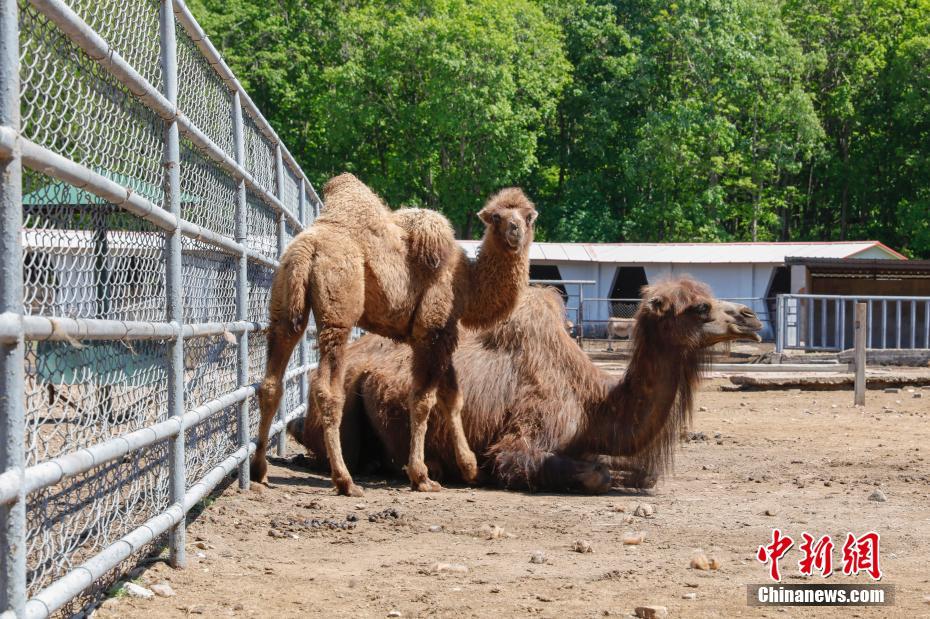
478;188;537;252
638;278;762;348
699;300;763;345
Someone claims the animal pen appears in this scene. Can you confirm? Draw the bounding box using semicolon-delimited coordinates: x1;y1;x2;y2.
0;0;322;615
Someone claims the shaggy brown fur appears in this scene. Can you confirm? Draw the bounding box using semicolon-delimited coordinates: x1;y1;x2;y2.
252;173;536;496
287;278;762;493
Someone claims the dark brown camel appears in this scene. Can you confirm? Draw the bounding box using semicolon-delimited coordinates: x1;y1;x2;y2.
252;173;535;496
287;277;763;493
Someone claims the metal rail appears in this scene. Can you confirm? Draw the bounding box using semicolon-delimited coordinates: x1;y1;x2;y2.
776;293;930;352
0;0;321;614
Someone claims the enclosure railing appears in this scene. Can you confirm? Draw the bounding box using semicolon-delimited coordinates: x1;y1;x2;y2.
0;0;321;616
775;293;930;352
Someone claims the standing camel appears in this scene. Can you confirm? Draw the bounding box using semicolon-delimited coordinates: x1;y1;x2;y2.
252;173;535;496
288;277;762;493
605;316;635;351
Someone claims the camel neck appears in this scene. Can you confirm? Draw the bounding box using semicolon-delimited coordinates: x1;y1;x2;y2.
574;327;700;461
461;239;528;329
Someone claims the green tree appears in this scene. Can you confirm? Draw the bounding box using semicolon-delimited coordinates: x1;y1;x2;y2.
321;0;569;236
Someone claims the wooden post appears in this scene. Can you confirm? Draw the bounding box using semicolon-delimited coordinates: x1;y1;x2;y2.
854;302;866;406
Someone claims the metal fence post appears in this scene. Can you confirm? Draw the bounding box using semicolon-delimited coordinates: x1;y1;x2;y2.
854;303;867;406
159;0;186;569
274;144;287;457
775;295;785;353
232;91;250;490
0;0;25;613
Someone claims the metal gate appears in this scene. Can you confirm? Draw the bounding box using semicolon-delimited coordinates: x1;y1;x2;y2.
776;294;930;352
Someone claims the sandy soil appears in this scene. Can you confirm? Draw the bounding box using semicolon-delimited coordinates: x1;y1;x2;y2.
98;380;930;619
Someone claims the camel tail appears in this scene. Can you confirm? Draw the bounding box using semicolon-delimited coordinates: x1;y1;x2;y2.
271;233;317;333
394;208;457;270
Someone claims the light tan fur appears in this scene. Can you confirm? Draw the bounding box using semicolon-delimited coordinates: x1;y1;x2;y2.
251;173;536;496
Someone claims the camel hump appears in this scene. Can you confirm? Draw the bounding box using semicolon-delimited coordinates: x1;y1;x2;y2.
322;172;361;198
394;208;457;270
321;173;391;221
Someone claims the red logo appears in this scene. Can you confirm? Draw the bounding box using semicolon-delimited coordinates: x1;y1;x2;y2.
842;532;882;580
756;529;794;582
798;533;834;577
758;530;883;581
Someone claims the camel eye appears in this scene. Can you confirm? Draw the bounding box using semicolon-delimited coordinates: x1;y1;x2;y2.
691;302;710;315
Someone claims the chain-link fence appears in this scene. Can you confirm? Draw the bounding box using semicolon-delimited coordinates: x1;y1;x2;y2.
0;0;321;616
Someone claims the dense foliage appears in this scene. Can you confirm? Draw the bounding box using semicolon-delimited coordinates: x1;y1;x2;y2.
189;0;930;256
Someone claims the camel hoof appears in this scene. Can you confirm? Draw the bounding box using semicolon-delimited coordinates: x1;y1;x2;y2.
577;463;612;495
337;483;365;498
458;456;480;485
249;457;268;485
460;463;478;486
413;478;442;492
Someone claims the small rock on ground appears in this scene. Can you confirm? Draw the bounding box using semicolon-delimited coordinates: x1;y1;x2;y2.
634;605;668;619
633;503;656;518
869;489;887;502
682;592;697;600
572;540;594;553
387;611;402;617
529;550;547;564
428;525;443;533
622;532;645;545
883;387;900;393
149;583;175;598
478;524;506;539
123;582;154;600
427;562;468;575
690;552;721;570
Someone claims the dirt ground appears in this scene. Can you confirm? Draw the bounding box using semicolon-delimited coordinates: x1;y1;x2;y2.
99;377;930;619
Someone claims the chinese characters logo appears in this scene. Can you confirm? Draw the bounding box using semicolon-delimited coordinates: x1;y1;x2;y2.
757;530;882;582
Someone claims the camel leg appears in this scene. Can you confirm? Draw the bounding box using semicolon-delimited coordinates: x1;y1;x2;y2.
406;337;452;492
536;454;612;494
252;324;304;484
437;367;478;484
315;326;364;497
488;440;612;494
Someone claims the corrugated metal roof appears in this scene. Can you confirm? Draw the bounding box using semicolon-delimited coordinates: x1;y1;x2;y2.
458;241;904;263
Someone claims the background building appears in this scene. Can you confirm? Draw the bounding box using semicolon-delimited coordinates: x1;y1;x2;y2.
459;240;905;340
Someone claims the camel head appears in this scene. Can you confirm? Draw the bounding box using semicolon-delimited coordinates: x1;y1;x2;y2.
636;277;763;349
477;188;537;252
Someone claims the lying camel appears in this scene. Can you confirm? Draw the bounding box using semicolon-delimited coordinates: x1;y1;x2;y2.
287;277;762;493
253;173;535;496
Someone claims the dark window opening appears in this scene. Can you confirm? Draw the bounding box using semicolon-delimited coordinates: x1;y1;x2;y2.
529;264;566;300
608;267;648;319
609;267;649;300
766;266;790;326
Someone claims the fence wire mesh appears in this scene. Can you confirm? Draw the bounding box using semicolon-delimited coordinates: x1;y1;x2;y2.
1;0;321;615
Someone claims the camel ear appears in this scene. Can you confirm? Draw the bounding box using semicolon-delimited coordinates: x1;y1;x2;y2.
526;210;538;226
478;208;499;225
646;295;671;316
